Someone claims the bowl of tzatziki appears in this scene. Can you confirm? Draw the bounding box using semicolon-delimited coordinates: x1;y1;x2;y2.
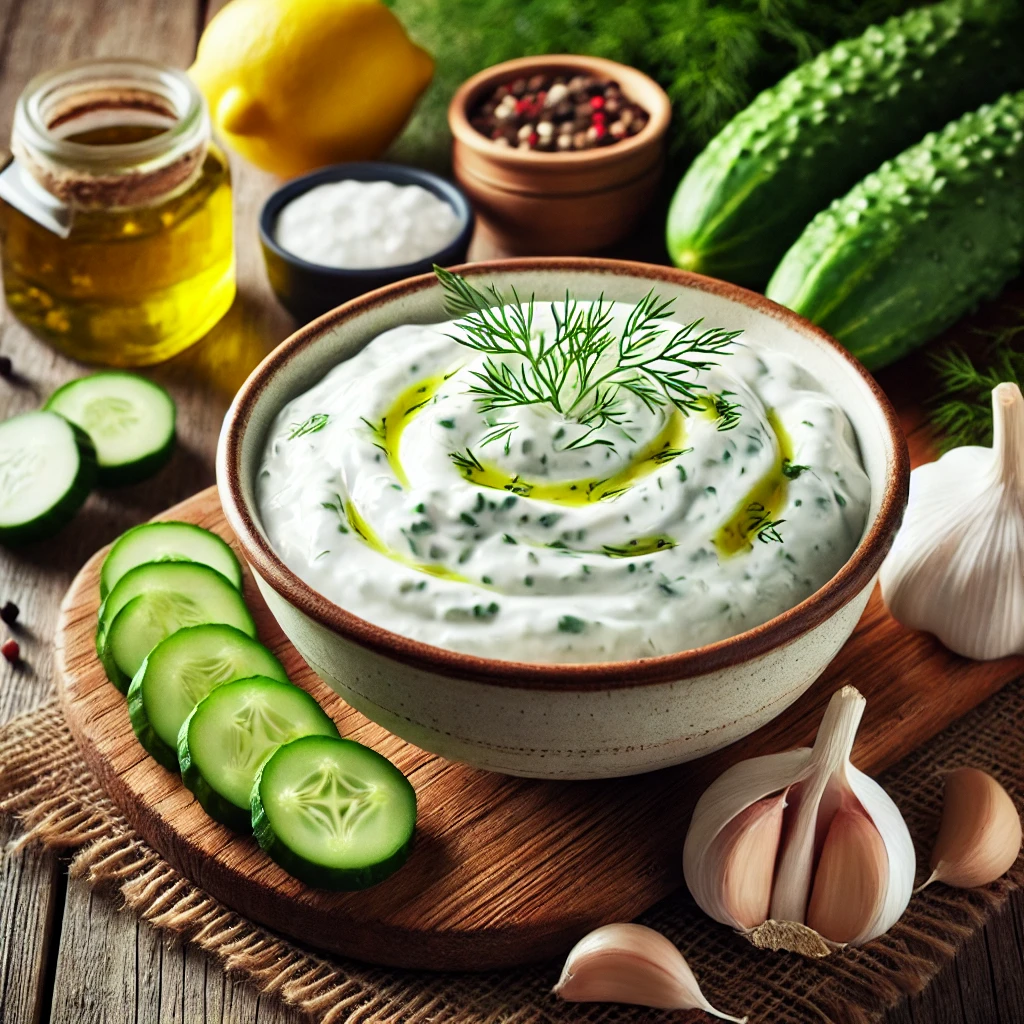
217;259;909;780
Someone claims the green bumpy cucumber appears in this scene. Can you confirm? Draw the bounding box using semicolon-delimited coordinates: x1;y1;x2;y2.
765;91;1024;371
666;1;1024;288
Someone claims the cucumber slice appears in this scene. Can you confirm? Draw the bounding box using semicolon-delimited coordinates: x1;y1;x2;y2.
100;521;242;599
179;677;339;833
97;561;256;690
252;735;416;890
127;624;288;771
0;411;97;545
104;581;258;691
45;372;176;486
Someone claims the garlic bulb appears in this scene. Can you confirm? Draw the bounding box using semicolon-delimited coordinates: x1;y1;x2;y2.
919;767;1022;890
553;923;747;1022
683;686;914;955
880;382;1024;660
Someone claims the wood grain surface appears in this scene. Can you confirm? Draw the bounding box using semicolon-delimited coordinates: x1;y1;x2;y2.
56;485;1024;971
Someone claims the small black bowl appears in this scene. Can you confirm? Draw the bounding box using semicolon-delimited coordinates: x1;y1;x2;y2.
259;162;475;323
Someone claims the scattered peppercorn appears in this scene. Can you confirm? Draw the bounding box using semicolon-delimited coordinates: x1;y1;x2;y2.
469;73;649;152
0;355;12;379
0;601;18;626
1;639;19;664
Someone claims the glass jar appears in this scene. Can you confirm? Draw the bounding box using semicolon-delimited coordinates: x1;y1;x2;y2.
0;59;235;366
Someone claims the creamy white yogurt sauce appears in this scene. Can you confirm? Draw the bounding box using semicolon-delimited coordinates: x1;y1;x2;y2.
275;180;461;269
258;299;869;663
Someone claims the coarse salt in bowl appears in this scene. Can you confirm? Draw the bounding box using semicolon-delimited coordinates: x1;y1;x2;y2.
275;179;463;270
258;162;474;322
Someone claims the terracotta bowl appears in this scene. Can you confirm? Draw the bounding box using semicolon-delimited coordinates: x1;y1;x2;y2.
217;259;909;780
448;56;671;256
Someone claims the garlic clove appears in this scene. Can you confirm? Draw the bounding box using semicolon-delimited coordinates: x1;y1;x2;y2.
712;792;786;929
806;796;888;943
553;923;748;1022
920;767;1022;890
684;747;810;929
880;382;1024;660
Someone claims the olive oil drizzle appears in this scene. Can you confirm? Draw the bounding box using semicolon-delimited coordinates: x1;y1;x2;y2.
361;377;794;578
343;499;472;585
369;374;450;488
450;411;690;506
713;410;794;556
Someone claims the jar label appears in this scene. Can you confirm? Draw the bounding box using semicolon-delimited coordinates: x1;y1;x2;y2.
0;160;72;239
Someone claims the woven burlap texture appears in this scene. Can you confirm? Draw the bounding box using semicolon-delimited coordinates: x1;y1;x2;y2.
1;680;1022;1024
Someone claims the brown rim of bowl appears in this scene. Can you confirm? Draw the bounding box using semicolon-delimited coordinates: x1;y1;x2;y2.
447;55;672;167
219;258;910;692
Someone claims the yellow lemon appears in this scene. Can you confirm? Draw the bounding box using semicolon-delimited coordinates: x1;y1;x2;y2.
190;0;433;176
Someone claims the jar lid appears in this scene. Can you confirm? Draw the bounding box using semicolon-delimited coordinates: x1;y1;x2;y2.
11;58;210;209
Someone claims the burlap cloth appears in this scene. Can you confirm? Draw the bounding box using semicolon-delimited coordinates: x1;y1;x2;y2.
2;678;1022;1024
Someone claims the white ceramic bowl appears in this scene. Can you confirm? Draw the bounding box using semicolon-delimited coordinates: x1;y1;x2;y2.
217;259;909;780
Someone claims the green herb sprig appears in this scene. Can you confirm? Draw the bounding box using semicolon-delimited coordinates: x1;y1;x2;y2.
288;413;329;439
928;310;1024;453
435;267;742;455
744;502;784;544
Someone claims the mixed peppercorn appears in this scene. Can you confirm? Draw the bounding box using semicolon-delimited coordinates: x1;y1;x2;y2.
1;602;19;664
470;73;649;152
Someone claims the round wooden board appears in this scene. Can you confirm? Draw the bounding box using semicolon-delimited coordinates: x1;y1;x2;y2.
56;487;1024;971
56;487;660;971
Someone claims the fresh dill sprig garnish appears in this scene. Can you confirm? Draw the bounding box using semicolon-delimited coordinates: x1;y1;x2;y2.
449;447;484;473
710;391;742;432
928;310;1024;453
651;446;693;465
434;266;742;452
744;502;784;544
359;415;388;455
320;493;349;533
479;421;517;452
288;413;329;439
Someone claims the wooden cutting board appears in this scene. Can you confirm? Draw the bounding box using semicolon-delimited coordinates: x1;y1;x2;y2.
56;473;1024;971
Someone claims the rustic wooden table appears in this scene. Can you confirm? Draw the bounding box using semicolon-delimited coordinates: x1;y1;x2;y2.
0;1;1022;1022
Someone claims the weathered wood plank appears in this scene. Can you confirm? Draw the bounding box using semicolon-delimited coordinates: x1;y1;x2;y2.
48;875;304;1024
0;819;61;1024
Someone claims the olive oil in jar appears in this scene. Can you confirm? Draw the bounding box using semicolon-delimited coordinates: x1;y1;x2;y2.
0;60;236;366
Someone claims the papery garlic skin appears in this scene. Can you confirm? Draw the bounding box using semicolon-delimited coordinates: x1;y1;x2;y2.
683;686;914;951
880;382;1024;660
921;767;1022;890
840;763;916;943
553;923;747;1022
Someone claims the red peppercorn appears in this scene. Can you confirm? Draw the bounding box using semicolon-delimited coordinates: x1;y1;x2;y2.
528;132;539;147
1;639;19;664
592;111;605;124
589;95;605;110
515;98;531;115
592;123;606;139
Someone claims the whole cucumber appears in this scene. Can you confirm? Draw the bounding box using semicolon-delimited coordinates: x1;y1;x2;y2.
666;1;1024;288
765;91;1024;370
